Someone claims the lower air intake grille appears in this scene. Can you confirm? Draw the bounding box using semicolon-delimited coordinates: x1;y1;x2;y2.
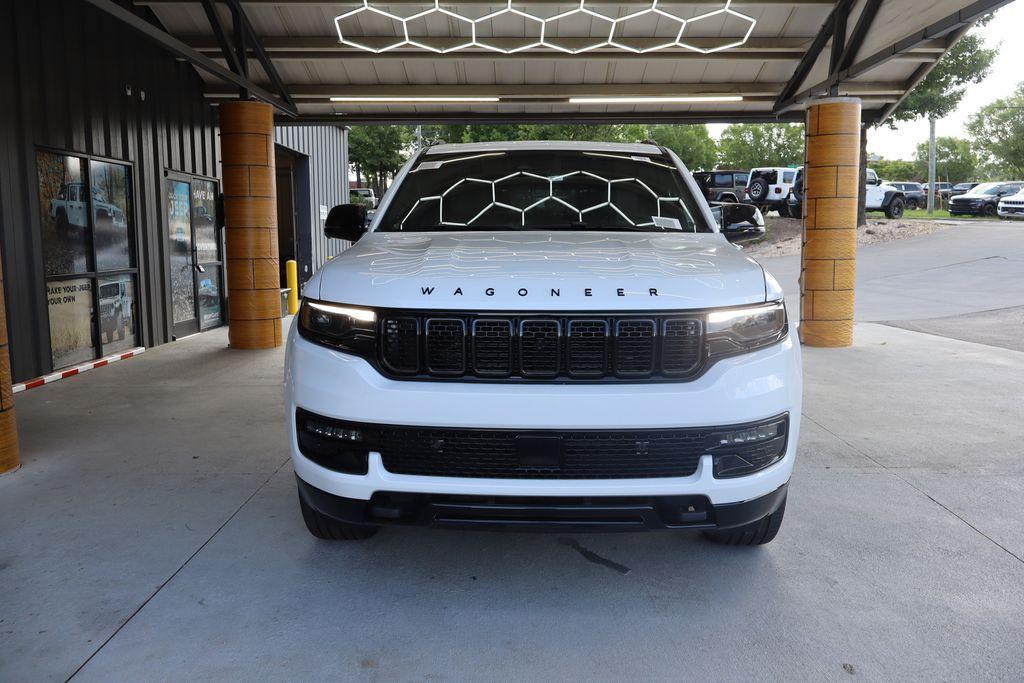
378;426;713;479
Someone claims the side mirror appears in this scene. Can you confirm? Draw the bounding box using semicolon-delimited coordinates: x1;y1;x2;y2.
712;203;766;243
325;204;368;241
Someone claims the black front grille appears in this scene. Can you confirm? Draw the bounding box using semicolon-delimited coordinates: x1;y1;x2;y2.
380;312;705;381
378;425;713;479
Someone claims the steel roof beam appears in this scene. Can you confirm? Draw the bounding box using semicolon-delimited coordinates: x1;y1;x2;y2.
180;36;818;53
835;0;884;74
83;0;298;115
202;82;907;100
775;0;1016;115
773;0;855;109
137;0;834;6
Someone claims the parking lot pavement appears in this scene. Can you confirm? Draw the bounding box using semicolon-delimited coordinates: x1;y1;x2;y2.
760;221;1024;321
3;227;1024;681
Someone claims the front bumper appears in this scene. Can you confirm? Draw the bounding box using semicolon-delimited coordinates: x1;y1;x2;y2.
998;205;1024;218
297;474;789;532
949;203;986;215
285;318;802;507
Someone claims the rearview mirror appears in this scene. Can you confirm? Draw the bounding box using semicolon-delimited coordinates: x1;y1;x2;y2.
325;204;368;241
711;203;766;243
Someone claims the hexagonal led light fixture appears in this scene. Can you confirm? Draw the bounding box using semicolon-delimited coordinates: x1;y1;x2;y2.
332;1;756;56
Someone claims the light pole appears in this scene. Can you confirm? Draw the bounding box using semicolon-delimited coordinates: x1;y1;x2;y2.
927;116;937;216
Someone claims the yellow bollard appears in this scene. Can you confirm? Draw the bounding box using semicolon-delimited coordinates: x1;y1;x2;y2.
286;259;299;315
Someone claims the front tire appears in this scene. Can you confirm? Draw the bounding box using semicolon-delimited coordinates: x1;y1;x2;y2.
884;197;905;220
299;495;378;540
984;204;998;217
704;496;786;546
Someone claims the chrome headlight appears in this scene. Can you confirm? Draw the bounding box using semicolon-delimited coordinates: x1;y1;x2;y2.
297;300;377;356
706;301;788;359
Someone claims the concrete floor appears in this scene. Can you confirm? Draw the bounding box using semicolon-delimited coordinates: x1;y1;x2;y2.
2;223;1023;681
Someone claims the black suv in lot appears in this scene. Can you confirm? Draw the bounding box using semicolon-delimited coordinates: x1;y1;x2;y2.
692;170;749;203
889;182;926;210
949;182;1024;217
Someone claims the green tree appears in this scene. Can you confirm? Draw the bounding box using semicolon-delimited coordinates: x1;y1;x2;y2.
886;31;998;125
966;84;1024;177
347;125;412;196
647;124;717;171
716;123;804;170
913;137;979;183
518;124;648;142
872;159;918;182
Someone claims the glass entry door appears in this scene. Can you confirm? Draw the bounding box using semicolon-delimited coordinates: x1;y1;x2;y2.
166;175;224;339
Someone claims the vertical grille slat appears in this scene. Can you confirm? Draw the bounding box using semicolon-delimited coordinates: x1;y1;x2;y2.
378;312;706;380
472;319;513;376
567;320;609;377
425;318;466;374
519;320;561;377
381;317;419;373
662;318;703;375
614;319;656;377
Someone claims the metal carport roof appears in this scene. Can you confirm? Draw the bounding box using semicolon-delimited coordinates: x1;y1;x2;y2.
93;0;1014;125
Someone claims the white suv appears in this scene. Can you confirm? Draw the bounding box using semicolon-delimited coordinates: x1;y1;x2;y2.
745;167;799;216
286;141;802;545
997;187;1024;220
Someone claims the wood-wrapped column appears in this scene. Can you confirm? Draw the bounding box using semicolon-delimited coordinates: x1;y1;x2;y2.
801;97;861;348
1;256;19;474
220;101;282;349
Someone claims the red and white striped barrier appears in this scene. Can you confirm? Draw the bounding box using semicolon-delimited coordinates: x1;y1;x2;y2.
12;347;145;394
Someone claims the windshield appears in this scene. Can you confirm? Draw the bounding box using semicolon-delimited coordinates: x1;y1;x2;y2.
377;150;705;233
972;183;1001;195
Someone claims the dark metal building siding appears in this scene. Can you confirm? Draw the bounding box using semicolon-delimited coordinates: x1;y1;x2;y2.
274;125;350;279
0;0;219;382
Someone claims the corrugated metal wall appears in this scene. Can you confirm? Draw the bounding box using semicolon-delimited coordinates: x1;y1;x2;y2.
0;0;219;382
274;125;350;280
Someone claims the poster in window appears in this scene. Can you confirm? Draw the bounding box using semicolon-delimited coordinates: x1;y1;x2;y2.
98;274;137;354
192;180;219;264
37;152;90;276
47;278;96;369
198;266;222;330
167;179;195;325
90;161;133;272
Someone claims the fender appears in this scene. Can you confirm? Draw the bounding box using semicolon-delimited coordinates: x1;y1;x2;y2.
882;190;904;208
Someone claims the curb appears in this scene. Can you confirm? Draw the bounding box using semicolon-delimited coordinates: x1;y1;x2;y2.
12;347;146;394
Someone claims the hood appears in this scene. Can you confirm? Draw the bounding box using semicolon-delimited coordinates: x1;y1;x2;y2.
311;231;769;311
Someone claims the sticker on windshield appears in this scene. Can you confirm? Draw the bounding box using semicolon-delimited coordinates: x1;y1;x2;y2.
652;217;682;230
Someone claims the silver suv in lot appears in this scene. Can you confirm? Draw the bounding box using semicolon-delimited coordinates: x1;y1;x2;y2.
286;141;801;545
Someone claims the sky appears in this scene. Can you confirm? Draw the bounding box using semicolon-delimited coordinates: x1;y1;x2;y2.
708;2;1024;162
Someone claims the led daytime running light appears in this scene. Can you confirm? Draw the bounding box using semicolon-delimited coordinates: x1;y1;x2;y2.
308;302;377;323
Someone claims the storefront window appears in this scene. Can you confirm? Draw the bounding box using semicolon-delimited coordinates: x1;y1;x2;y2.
37;152;90;276
198;266;222;330
167;180;195;325
46;278;96;368
192;180;218;264
90;161;133;272
98;274;137;354
36;150;139;371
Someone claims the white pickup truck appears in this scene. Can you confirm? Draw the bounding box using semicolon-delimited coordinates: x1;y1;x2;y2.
285;141;801;546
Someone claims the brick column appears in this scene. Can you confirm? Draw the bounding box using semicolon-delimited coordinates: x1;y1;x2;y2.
220;101;282;349
801;97;861;347
0;257;19;473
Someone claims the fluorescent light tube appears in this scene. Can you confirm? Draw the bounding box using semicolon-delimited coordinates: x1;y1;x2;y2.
568;96;744;104
330;96;499;103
